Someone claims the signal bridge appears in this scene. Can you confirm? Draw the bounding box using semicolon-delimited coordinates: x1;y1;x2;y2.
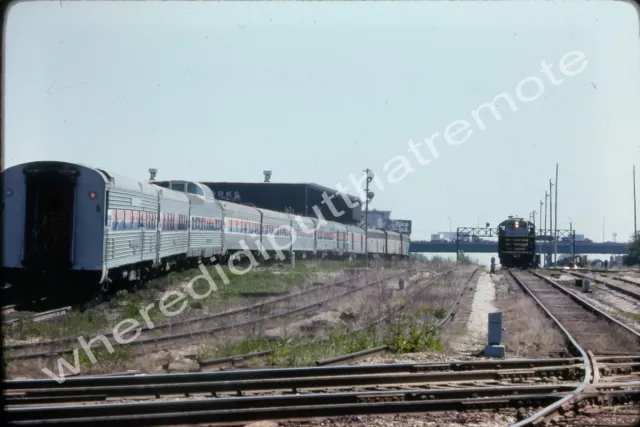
408;226;628;255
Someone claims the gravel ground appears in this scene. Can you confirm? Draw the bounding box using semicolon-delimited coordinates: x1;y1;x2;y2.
165;410;537;427
447;272;497;356
353;349;486;365
276;410;534;427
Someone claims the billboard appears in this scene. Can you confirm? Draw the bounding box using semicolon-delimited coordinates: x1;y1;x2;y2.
387;219;412;234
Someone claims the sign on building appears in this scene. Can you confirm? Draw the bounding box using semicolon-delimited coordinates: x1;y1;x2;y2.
387;220;412;234
216;190;242;202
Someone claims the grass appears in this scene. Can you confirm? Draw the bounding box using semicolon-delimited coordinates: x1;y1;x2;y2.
499;299;565;357
3;258;452;378
618;311;640;322
492;273;566;357
3;259;363;343
195;308;445;368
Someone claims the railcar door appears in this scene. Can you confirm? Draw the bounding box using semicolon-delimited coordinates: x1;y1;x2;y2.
23;168;77;271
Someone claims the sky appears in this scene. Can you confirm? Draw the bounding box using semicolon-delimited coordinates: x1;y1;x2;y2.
4;0;640;243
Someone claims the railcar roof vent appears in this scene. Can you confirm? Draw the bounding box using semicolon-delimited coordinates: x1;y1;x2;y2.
263;170;272;183
149;168;158;180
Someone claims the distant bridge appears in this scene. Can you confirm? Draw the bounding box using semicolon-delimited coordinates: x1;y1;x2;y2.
409;240;628;255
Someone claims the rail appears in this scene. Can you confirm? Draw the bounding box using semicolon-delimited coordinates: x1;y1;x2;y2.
569;271;640;302
507;269;592;427
508;269;640;426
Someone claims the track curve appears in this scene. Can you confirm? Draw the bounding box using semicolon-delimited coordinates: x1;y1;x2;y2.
507;268;640;427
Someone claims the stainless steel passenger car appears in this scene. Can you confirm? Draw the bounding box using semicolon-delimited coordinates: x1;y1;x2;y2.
366;228;386;256
345;224;365;255
384;230;402;257
218;200;262;255
289;214;317;256
260;207;293;256
104;172;160;279
2;163;411;303
2;161;108;299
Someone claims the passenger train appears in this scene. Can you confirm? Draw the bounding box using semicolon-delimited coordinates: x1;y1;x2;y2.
1;161;410;303
497;216;536;269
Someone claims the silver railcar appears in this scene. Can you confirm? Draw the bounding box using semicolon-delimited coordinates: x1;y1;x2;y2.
153;180;224;262
289;214;317;256
345;224;365;255
366;228;386;256
259;207;293;257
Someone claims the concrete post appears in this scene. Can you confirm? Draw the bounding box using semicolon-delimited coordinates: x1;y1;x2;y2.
483;312;505;357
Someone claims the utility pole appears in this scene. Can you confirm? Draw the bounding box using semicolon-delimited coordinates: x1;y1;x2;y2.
544;191;548;267
363;169;375;269
544;192;548;233
554;163;559;264
603;217;605;242
539;201;543;230
539;200;543;267
549;180;553;267
634;165;637;239
569;218;573;261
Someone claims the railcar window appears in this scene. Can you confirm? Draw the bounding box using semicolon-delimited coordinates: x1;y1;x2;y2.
171;183;186;192
187;182;205;196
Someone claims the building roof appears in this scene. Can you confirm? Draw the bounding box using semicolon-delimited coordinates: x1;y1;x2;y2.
201;181;363;204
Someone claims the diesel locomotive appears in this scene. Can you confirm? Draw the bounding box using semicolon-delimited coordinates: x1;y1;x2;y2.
497;216;536;269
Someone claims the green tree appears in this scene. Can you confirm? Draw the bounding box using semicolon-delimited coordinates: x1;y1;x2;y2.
624;232;640;266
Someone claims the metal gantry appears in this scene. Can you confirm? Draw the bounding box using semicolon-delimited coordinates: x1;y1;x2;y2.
537;228;576;266
455;226;576;265
455;227;498;261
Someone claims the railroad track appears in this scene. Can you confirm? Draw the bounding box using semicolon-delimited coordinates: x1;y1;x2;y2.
506;268;640;426
3;306;71;326
610;274;640;288
5;267;433;360
312;266;481;367
4;356;638;426
3;358;586;404
4;267;639;427
569;271;640;302
193;266;479;371
0;358;593;426
508;269;640;356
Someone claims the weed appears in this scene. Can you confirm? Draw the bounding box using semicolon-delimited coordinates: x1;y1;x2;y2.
386;311;443;353
433;308;447;319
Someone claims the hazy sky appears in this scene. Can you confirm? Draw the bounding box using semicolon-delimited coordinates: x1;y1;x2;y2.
4;1;640;242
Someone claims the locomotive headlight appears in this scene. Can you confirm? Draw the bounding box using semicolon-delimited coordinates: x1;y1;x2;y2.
514;221;519;228
89;192;97;200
